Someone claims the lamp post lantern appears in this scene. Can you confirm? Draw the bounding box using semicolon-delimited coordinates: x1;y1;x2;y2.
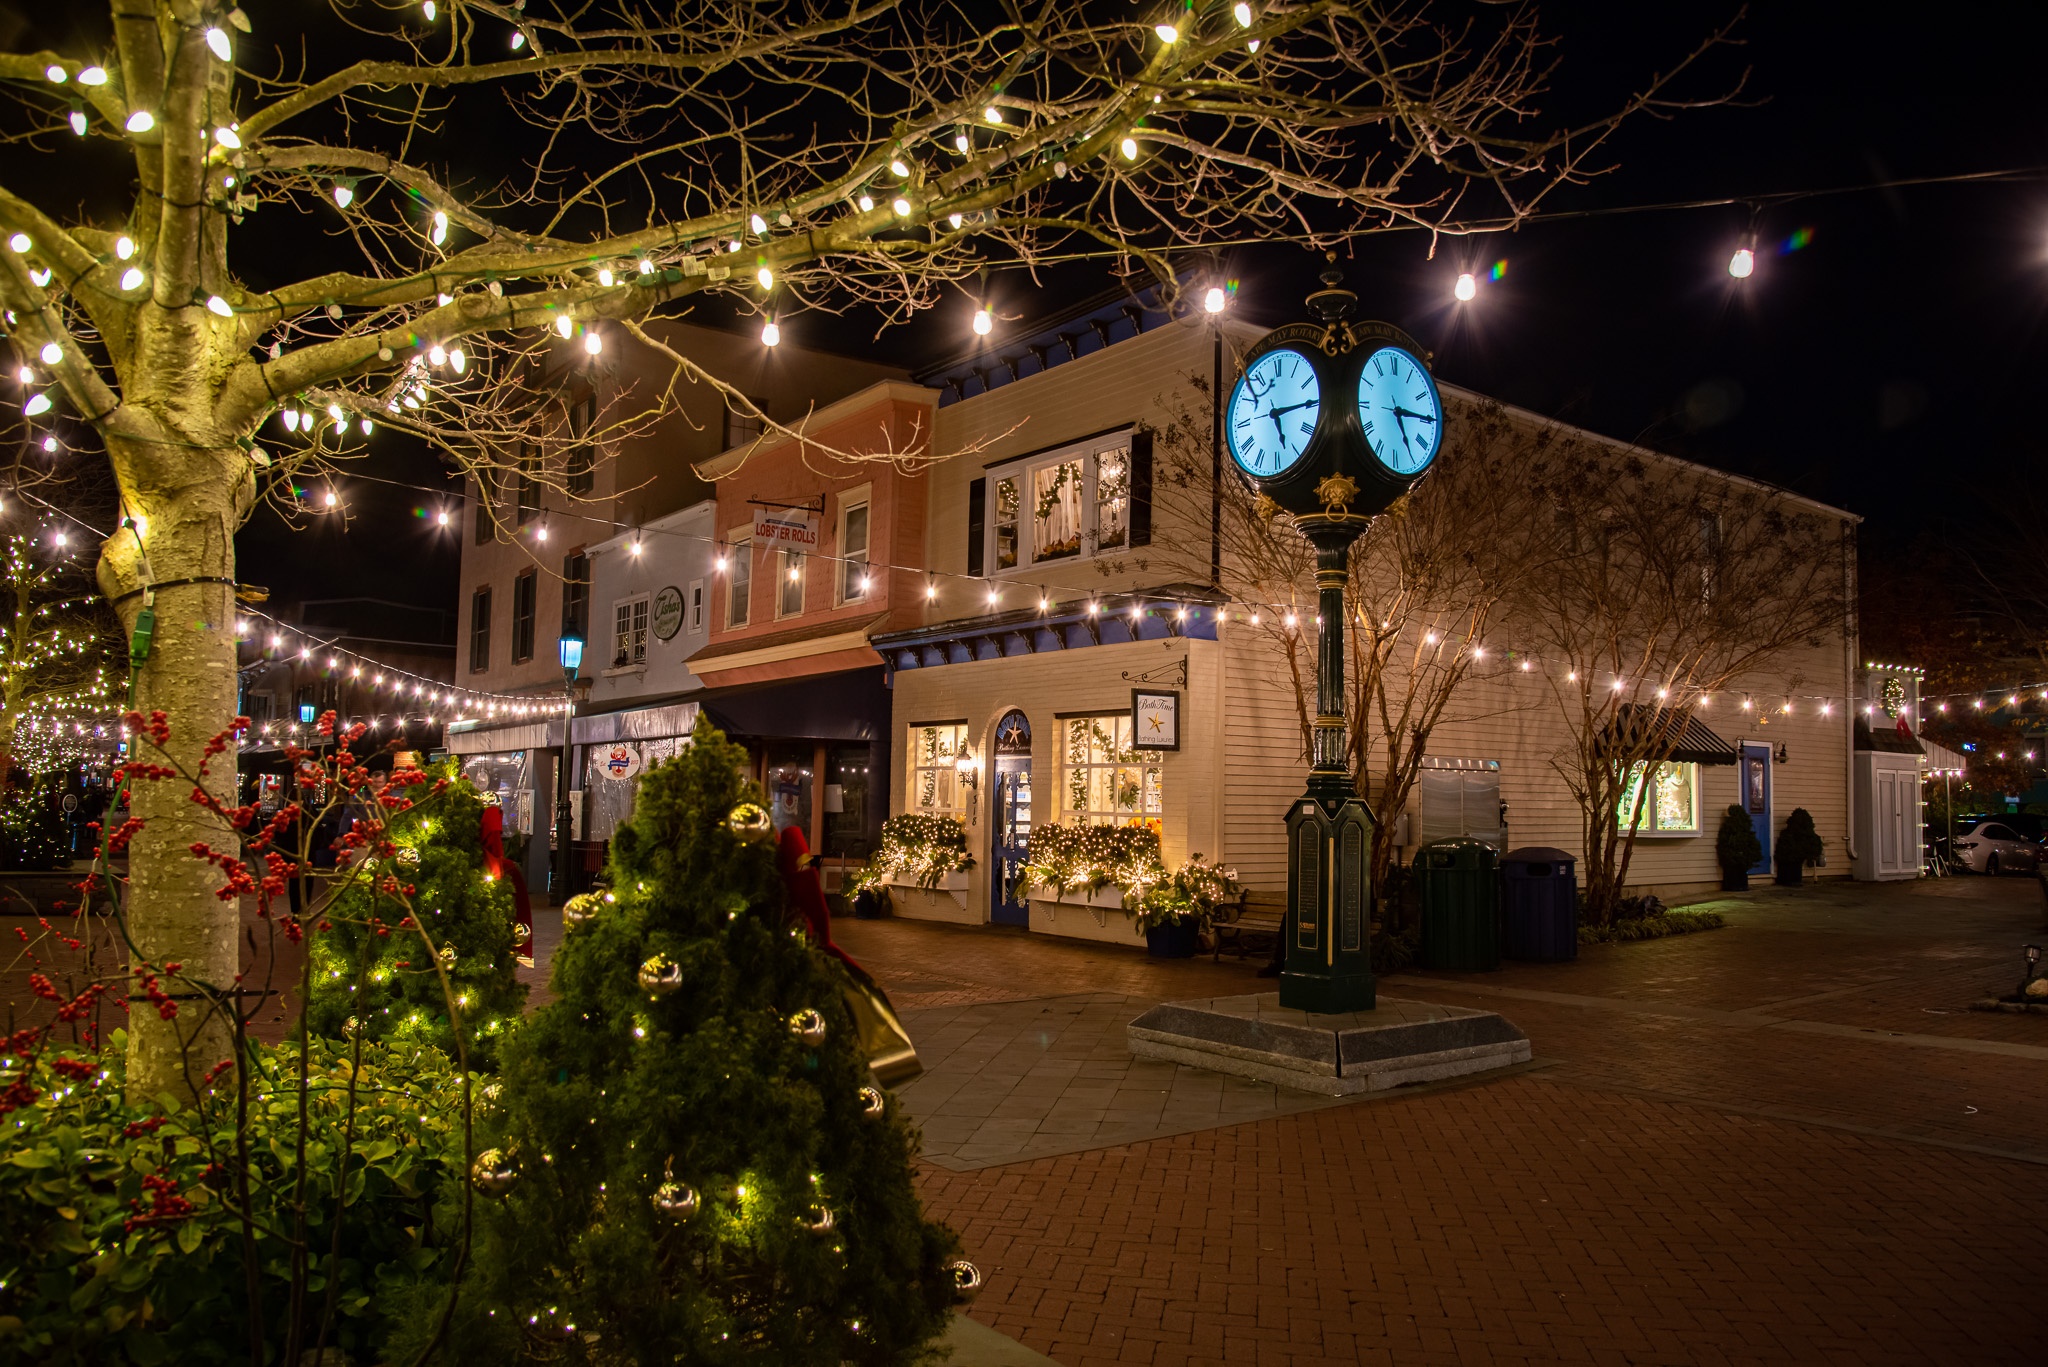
1222;263;1444;1013
555;634;583;901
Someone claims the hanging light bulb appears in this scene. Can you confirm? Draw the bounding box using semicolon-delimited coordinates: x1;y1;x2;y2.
282;408;300;432
437;509;450;527
323;488;339;508
987;586;999;606
44;65;65;83
756;265;773;289
331;180;354;209
40;435;56;453
948;212;964;229
205;26;232;60
925;580;937;601
428;343;447;366
1119;136;1138;160
1155;23;1179;42
23;394;51;417
120;266;145;292
856;193;874;212
213;125;240;148
972;306;993;336
126;110;155;133
892;196;912;216
629;535;642;556
431;210;448;245
1454;272;1477;302
1728;239;1756;279
206;295;233;317
7;233;28;253
597;266;614;287
449;346;467;374
423;1;438;19
39;342;61;365
1235;2;1255;25
760;317;780;346
637;258;654;274
584;330;602;355
359;417;373;435
955;130;971;153
1203;286;1226;314
555;313;574;338
78;66;107;85
512;28;526;50
68;109;86;136
984;106;1003;124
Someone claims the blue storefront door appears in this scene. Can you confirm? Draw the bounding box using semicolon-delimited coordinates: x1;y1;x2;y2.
991;710;1033;926
1740;742;1772;875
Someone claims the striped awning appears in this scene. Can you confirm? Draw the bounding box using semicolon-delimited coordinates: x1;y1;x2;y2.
1599;705;1739;766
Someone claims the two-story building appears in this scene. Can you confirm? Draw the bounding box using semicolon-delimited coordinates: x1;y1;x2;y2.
442;319;910;894
862;296;1869;943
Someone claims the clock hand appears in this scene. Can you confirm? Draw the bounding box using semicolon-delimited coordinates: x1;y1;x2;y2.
1390;406;1437;423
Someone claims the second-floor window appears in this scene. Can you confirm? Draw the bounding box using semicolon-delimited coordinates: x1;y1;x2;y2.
561;552;589;641
516;446;541;526
613;594;649;667
726;537;752;628
473;471;496;545
723;396;767;449
511;570;537;663
566;391;596;495
983;433;1139;573
469;587;491;673
689;578;705;634
778;548;805;618
838;494;870;604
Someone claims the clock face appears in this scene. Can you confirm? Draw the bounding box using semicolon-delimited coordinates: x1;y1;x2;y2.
1355;345;1442;475
1227;347;1321;479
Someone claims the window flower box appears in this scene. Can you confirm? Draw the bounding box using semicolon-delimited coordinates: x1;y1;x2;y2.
882;871;977;925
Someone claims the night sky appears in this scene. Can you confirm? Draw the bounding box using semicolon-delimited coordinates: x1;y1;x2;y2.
15;3;2045;613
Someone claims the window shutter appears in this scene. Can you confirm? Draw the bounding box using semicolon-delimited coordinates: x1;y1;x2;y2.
1129;429;1153;547
967;477;986;577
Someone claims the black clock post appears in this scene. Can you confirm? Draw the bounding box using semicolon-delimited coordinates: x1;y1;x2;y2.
1221;265;1444;1014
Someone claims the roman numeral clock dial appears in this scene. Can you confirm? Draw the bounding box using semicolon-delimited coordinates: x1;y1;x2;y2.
1226;348;1321;479
1356;344;1443;477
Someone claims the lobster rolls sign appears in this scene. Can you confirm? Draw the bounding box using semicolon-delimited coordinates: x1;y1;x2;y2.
751;507;818;552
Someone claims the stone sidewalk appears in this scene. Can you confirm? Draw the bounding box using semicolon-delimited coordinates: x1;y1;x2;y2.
837;876;2048;1365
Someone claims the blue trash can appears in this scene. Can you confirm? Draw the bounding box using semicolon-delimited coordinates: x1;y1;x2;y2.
1500;847;1577;962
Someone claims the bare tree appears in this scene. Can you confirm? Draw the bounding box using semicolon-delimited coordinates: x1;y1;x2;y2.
0;1;1732;1095
1503;424;1852;922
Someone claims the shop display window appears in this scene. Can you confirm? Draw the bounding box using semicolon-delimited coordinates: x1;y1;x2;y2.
1060;713;1162;826
908;721;968;818
1617;761;1700;835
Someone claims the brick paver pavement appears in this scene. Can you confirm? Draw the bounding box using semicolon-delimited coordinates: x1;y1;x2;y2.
838;878;2048;1364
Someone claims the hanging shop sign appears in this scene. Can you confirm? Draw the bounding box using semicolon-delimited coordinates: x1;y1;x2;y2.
600;744;644;780
751;507;819;553
1131;689;1180;751
651;585;685;640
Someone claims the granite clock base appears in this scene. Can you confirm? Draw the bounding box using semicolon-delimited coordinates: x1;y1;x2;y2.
1127;993;1529;1096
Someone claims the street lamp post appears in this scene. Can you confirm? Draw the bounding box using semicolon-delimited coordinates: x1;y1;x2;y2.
555;634;583;901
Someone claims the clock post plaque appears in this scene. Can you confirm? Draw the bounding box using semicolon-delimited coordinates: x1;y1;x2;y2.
1222;265;1444;1014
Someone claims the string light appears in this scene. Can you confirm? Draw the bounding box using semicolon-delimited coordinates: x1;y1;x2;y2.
126;110;155;133
1455;272;1477;302
973;305;993;336
1155;23;1179;43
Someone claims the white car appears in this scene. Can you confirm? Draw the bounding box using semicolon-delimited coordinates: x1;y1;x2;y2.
1953;821;2042;875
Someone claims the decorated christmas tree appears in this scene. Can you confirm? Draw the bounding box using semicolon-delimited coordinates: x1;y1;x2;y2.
303;766;528;1069
438;717;959;1364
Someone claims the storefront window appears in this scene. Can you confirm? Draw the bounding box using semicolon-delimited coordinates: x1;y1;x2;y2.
909;721;968;818
767;744;812;835
1618;761;1700;835
1062;714;1163;826
824;744;871;858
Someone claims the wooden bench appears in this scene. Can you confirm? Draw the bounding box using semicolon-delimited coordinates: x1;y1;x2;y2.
1210;897;1286;962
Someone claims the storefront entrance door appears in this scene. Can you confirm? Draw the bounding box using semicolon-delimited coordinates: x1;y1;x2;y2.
1740;741;1772;875
991;710;1033;927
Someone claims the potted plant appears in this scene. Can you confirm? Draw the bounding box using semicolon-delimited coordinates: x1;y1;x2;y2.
1775;808;1824;886
1132;855;1241;958
1716;805;1762;891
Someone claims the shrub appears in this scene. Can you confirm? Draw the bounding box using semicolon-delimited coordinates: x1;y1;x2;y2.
1777;808;1825;868
1024;823;1165;898
1715;805;1761;874
0;1033;471;1367
1131;855;1241;932
1579;909;1725;945
303;770;528;1069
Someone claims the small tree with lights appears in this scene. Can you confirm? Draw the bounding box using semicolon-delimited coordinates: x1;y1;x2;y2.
0;521;121;774
303;768;527;1069
436;717;959;1364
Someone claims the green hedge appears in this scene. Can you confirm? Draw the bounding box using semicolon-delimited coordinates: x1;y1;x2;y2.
0;1033;471;1366
1579;908;1725;945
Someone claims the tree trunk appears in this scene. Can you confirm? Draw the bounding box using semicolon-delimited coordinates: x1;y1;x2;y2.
97;450;245;1102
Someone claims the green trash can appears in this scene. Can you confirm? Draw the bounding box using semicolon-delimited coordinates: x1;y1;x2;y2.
1415;838;1502;971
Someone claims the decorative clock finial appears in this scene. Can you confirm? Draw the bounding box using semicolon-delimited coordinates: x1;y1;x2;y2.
1305;251;1355;324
